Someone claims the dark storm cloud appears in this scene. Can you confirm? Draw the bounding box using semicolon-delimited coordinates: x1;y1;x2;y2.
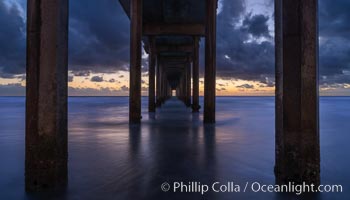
241;13;271;38
73;70;91;77
68;75;74;82
0;1;25;78
216;0;274;82
237;84;254;89
68;0;130;72
215;0;350;85
120;85;129;92
108;78;116;83
90;76;104;82
0;0;131;79
319;0;350;38
318;0;350;84
1;0;350;89
319;38;350;79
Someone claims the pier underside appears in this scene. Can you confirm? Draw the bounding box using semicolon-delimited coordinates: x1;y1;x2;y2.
25;0;320;192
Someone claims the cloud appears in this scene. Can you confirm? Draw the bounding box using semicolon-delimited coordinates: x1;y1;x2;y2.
120;85;129;92
215;0;275;82
68;75;74;82
318;0;350;84
241;13;271;38
237;84;254;89
319;0;350;38
68;0;130;73
0;1;26;77
73;70;91;77
0;83;25;95
0;0;350;93
216;87;227;92
90;76;104;82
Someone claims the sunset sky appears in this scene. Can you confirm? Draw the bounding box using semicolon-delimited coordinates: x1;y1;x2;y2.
0;0;350;96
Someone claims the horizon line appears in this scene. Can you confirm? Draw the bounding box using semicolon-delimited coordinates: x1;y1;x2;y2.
1;95;350;97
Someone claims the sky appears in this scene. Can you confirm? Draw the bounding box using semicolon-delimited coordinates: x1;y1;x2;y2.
0;0;350;96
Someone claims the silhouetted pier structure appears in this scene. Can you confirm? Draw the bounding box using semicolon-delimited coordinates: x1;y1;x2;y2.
118;0;216;123
25;0;320;193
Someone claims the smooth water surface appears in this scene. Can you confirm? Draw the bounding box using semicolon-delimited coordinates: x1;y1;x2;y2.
0;97;348;200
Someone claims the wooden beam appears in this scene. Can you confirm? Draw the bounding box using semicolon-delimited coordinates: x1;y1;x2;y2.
143;24;205;36
155;45;194;53
159;56;189;63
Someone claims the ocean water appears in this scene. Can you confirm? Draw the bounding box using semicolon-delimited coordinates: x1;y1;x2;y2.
0;96;348;200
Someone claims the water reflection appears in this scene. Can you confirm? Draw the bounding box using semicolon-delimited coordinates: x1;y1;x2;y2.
129;99;219;199
0;97;348;199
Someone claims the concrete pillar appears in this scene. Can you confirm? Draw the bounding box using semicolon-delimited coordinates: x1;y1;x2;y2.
186;59;192;107
156;58;161;107
179;73;184;103
181;70;186;104
160;64;165;104
178;77;182;101
275;0;320;185
166;82;170;100
26;0;68;191
148;37;156;112
162;67;168;102
129;0;143;123
204;0;217;123
192;37;200;112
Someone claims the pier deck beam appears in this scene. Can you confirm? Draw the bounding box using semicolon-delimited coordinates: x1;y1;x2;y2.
129;0;143;123
275;0;320;185
26;0;68;191
204;0;217;123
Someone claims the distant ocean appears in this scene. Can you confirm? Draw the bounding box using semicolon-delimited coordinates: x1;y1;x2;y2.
0;97;348;200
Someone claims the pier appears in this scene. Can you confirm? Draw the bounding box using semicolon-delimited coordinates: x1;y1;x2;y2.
25;0;320;192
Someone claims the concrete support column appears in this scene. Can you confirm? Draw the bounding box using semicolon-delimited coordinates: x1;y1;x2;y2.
156;58;161;107
163;69;169;102
129;0;143;123
160;64;165;104
204;0;217;123
178;77;182;101
192;37;200;112
168;85;172;97
182;70;186;104
164;77;168;101
148;37;156;112
275;0;320;185
179;73;185;103
26;0;68;191
161;69;164;103
186;59;192;107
